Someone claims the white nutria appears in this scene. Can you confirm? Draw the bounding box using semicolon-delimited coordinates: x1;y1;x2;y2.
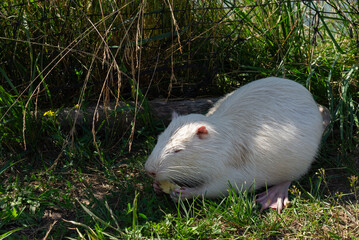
145;77;325;212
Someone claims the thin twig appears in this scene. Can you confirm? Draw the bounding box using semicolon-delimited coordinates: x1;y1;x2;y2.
42;220;58;240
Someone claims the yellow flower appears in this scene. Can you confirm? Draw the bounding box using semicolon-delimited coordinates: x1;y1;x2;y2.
43;110;55;117
74;104;80;108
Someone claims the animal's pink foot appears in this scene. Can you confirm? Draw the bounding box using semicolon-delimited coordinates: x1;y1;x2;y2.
170;187;198;201
153;181;163;194
256;181;291;213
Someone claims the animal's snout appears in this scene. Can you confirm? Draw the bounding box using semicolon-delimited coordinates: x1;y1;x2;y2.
145;159;158;178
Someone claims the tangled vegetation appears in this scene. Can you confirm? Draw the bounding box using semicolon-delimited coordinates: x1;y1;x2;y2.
0;0;358;238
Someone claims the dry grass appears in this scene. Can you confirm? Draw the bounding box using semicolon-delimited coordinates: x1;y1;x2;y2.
0;0;358;239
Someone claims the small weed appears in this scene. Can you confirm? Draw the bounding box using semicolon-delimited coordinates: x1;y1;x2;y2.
348;175;359;201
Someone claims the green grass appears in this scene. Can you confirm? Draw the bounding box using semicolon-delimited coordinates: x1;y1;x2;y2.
0;0;358;239
1;137;358;239
0;156;356;239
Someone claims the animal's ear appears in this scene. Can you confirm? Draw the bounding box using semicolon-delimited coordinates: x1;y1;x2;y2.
171;111;179;120
196;126;209;139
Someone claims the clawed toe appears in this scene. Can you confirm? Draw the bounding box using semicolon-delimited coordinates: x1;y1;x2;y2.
255;181;291;213
153;181;163;194
170;187;201;201
170;187;188;201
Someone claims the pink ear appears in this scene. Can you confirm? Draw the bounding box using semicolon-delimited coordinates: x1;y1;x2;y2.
172;111;179;120
196;126;208;139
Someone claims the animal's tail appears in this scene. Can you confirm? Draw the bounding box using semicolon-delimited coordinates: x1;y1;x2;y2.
318;104;331;129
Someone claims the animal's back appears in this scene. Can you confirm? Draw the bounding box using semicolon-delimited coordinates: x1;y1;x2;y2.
208;77;316;118
206;77;323;188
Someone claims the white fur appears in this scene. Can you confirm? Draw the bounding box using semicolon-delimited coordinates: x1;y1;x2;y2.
145;77;324;198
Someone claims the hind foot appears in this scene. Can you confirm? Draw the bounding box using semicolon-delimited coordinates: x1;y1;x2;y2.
256;181;291;213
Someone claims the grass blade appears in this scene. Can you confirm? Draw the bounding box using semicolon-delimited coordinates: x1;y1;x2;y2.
0;67;18;95
0;228;23;240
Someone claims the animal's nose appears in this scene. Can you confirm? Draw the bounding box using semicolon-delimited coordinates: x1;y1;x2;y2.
147;171;156;178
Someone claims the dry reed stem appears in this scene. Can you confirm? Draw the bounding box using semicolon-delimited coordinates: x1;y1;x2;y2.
5;8;118;149
128;1;145;152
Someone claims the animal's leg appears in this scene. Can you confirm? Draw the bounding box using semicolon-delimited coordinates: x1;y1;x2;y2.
255;181;291;213
170;186;205;201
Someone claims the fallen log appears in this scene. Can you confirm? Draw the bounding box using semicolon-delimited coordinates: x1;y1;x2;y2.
42;98;330;133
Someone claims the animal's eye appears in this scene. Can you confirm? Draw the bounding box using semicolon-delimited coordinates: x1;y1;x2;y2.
174;149;182;153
